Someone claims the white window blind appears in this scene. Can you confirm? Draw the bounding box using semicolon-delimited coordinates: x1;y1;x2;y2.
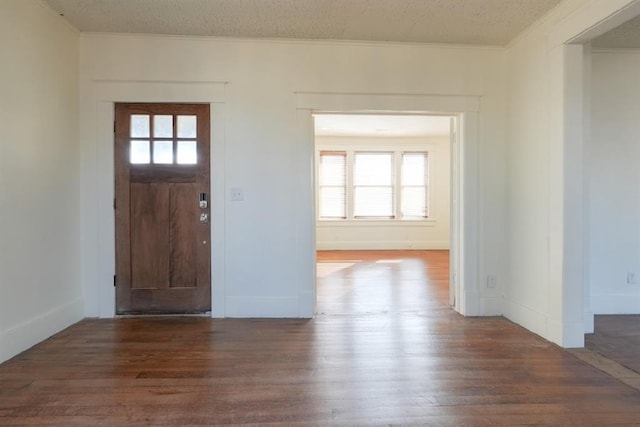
318;151;346;219
354;152;394;218
401;152;429;218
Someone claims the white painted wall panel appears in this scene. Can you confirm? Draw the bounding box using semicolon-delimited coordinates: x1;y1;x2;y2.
78;35;508;319
0;0;81;363
589;50;640;314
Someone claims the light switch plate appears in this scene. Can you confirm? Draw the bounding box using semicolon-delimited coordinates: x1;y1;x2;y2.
230;187;244;201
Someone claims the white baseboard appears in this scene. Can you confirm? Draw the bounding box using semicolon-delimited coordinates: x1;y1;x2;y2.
462;289;480;316
297;291;315;318
584;310;594;334
503;299;549;342
504;298;585;348
547;317;584;348
0;297;84;364
316;241;450;250
225;296;303;318
591;293;640;314
478;296;503;316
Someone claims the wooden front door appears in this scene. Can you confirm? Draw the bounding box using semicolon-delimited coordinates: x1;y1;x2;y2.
114;103;211;314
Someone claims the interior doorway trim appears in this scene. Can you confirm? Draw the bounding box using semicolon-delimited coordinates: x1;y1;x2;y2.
295;92;481;317
84;79;227;318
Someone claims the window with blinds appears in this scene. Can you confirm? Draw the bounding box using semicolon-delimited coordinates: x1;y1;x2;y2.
401;152;429;218
354;152;394;218
318;151;346;219
317;149;430;221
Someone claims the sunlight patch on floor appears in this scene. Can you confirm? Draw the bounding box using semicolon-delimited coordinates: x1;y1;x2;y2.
316;262;355;278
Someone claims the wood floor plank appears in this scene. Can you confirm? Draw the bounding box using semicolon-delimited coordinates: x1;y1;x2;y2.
2;250;640;425
586;314;640;374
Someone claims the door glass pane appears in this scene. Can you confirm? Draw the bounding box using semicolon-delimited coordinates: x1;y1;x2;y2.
177;140;197;164
153;140;173;164
153;115;173;138
130;115;150;138
177;115;197;138
130;140;150;164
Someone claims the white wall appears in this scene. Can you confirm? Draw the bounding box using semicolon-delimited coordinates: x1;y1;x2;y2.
78;34;507;319
315;135;450;250
589;50;640;314
504;0;639;347
0;1;82;363
506;19;559;344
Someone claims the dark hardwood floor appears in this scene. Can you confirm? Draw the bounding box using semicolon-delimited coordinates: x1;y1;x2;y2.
586;314;640;375
2;250;640;425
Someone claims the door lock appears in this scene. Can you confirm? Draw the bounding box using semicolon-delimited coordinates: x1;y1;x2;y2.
199;192;208;209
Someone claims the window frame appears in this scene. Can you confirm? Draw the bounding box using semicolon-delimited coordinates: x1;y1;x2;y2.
128;113;200;167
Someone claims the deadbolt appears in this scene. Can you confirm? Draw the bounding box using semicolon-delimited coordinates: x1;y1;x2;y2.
199;192;208;209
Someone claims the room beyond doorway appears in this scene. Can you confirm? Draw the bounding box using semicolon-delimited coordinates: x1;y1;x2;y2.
313;114;452;252
313;113;453;315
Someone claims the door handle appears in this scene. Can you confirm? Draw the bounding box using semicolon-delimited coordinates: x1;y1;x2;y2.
200;213;209;224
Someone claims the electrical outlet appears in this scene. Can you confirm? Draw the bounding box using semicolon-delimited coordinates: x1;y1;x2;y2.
486;275;497;289
627;272;637;285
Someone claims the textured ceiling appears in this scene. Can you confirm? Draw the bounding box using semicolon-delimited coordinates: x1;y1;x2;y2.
44;0;562;46
592;15;640;49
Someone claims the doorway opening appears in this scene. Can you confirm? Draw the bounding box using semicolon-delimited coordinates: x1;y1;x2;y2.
579;9;640;350
312;113;454;315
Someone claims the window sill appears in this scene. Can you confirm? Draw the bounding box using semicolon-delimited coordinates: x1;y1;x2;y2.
317;219;437;227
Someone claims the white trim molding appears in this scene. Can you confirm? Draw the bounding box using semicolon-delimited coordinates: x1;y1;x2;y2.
80;79;226;318
295;91;481;317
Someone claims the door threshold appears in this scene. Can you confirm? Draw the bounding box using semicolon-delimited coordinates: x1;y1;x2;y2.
116;312;212;318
